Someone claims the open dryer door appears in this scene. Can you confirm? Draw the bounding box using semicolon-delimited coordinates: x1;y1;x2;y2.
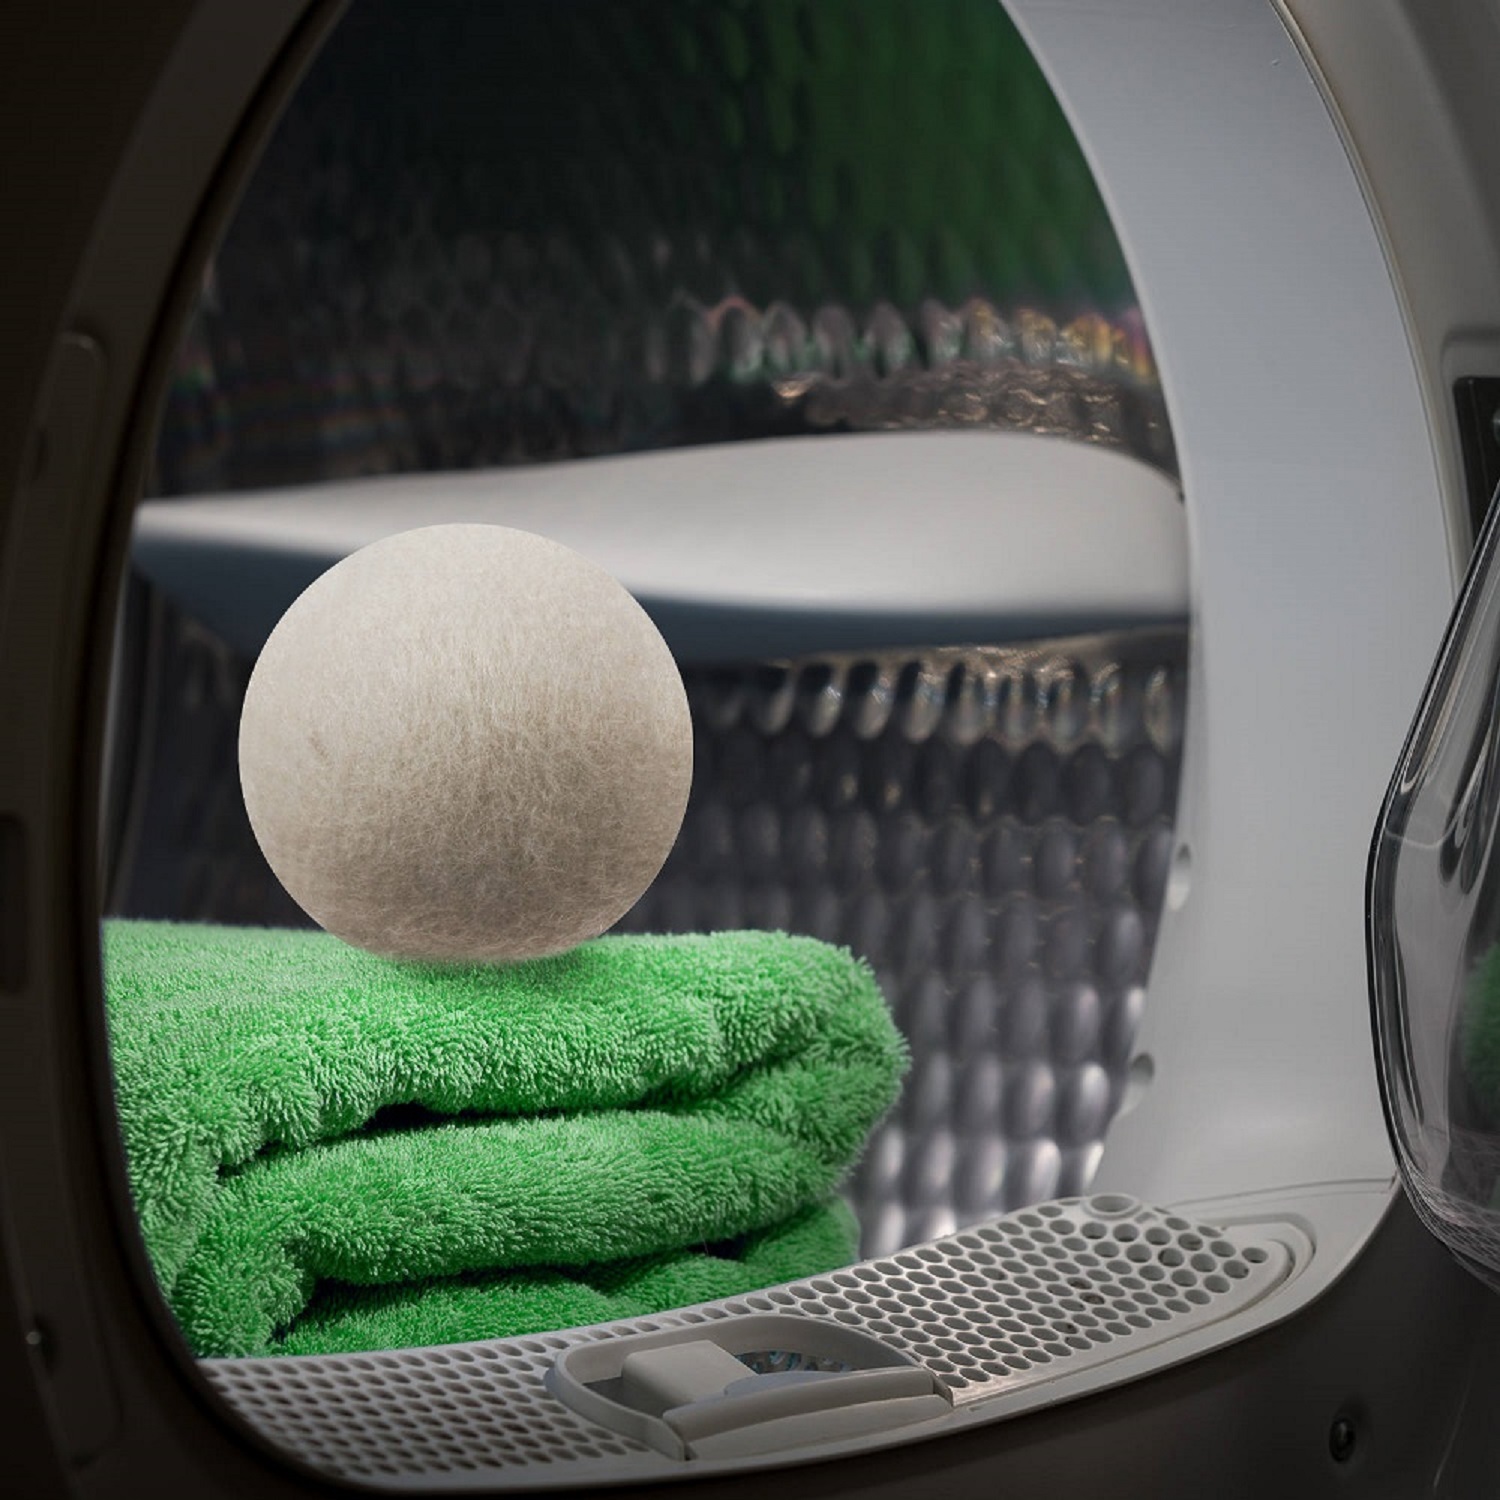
6;2;1500;1497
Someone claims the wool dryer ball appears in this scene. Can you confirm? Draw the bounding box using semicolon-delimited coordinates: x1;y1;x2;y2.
238;523;693;963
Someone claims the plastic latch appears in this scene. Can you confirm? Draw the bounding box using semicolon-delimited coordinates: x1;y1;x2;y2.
663;1361;943;1450
619;1341;752;1416
684;1393;953;1461
545;1312;954;1461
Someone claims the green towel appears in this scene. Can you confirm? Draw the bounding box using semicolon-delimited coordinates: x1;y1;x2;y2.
102;920;906;1358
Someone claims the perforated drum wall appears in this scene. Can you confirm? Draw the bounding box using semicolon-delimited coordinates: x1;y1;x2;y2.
613;631;1184;1249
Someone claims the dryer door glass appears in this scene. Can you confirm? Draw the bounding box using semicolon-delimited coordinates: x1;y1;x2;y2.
1372;491;1500;1287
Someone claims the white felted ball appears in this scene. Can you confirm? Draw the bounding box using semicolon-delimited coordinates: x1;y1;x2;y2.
238;524;692;963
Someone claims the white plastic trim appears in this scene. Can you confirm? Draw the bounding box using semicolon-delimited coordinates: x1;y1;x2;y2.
1279;0;1500;575
130;430;1187;660
1002;0;1455;1223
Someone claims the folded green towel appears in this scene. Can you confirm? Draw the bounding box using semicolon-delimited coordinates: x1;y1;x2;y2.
102;920;905;1358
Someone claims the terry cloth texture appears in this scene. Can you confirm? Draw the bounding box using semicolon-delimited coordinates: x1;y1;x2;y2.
102;920;906;1358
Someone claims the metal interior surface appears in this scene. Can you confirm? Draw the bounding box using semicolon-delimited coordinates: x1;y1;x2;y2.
147;0;1173;501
